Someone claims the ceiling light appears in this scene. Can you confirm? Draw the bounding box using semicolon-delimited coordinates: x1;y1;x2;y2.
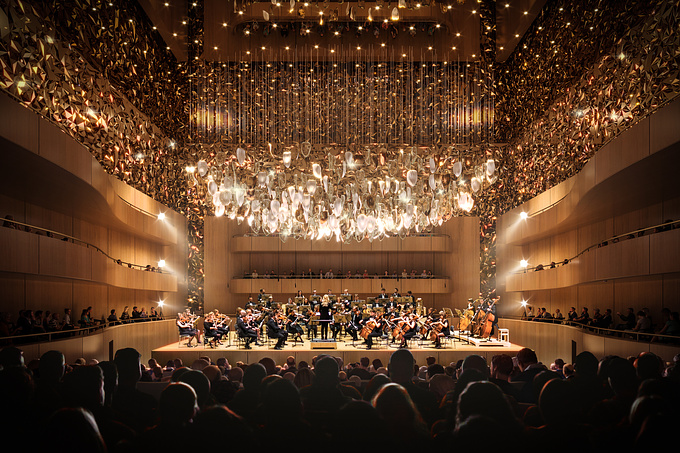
158;260;166;268
157;212;166;220
520;211;528;219
520;259;528;268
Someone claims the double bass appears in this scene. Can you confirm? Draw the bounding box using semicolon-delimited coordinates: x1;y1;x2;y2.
477;299;498;338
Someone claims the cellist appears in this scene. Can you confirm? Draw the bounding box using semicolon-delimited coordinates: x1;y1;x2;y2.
433;311;450;349
399;312;418;349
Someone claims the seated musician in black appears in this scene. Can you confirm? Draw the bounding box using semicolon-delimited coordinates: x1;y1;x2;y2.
433;311;450;349
345;307;362;341
177;313;199;347
398;313;418;349
203;312;222;348
286;308;304;344
362;311;383;350
266;309;288;349
214;309;230;338
385;296;397;310
329;307;342;340
376;288;389;303
236;310;258;349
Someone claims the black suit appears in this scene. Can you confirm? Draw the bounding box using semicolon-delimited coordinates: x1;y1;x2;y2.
237;316;257;346
346;312;362;340
266;317;288;348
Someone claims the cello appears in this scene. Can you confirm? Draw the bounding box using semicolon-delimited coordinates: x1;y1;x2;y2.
479;298;498;338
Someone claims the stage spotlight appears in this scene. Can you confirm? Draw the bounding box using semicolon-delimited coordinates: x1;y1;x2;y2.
158;259;166;268
520;211;528;220
157;212;166;220
520;259;528;268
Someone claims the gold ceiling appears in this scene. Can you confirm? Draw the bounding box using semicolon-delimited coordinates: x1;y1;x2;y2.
0;0;678;304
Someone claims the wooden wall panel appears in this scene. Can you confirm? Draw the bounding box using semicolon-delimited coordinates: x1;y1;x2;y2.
614;277;663;316
0;273;26;312
0;228;39;274
650;229;680;275
25;276;74;316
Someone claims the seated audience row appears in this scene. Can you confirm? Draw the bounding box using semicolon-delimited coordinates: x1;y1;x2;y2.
1;343;677;451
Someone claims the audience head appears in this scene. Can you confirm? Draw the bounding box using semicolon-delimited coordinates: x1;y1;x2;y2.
177;370;211;408
242;363;267;391
159;382;198;426
456;381;517;428
113;348;141;386
313;356;340;387
635;353;663;381
62;365;104;409
575;351;599;377
389;349;416;384
293;367;314;389
490;354;513;379
516;348;538;371
0;346;25;369
539;378;579;425
461;355;489;378
42;408;105;453
39;350;65;383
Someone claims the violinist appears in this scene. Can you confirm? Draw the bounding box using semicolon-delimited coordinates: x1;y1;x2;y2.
203;312;222;348
177;313;199;347
237;310;258;349
286;308;304;344
214;309;230;338
266;309;288;349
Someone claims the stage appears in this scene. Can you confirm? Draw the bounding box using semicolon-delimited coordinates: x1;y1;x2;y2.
152;332;524;367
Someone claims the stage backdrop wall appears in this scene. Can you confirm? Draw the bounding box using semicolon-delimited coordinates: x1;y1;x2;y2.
205;216;480;315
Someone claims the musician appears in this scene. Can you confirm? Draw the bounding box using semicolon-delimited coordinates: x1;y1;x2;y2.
399;313;418;349
177;313;199;347
362;311;383;350
245;309;264;346
392;287;401;298
214;309;230;338
245;296;256;308
319;295;332;340
237;309;258;349
203;312;222;348
257;289;266;303
329;307;342;340
403;290;415;308
286;308;304;343
346;307;362;341
480;297;499;339
340;289;352;309
266;309;288;349
377;288;389;302
433;311;450;349
303;308;317;340
385;296;397;310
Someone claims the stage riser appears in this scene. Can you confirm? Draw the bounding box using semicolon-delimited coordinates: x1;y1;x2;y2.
152;343;522;368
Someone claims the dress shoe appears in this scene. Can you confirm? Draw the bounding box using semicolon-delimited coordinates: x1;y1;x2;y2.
244;344;252;349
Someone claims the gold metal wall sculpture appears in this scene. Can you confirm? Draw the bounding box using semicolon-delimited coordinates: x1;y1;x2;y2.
478;0;680;295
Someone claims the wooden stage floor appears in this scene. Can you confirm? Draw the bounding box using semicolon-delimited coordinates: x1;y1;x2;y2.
152;333;524;366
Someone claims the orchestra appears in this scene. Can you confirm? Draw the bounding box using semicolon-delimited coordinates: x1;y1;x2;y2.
177;291;502;350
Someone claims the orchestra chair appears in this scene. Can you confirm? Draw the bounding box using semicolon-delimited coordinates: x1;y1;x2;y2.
499;328;509;343
203;330;221;349
178;331;193;347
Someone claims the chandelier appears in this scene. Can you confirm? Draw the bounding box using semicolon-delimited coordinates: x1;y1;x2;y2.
188;46;498;242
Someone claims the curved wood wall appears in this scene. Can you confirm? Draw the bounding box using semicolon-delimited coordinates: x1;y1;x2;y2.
497;98;680;322
0;94;187;323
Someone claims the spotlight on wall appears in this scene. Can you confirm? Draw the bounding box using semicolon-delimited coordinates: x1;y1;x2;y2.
520;211;528;220
520;300;528;307
157;212;166;220
157;300;164;307
158;259;166;268
520;259;528;268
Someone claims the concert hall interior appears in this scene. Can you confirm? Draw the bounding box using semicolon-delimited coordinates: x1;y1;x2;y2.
1;0;680;450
